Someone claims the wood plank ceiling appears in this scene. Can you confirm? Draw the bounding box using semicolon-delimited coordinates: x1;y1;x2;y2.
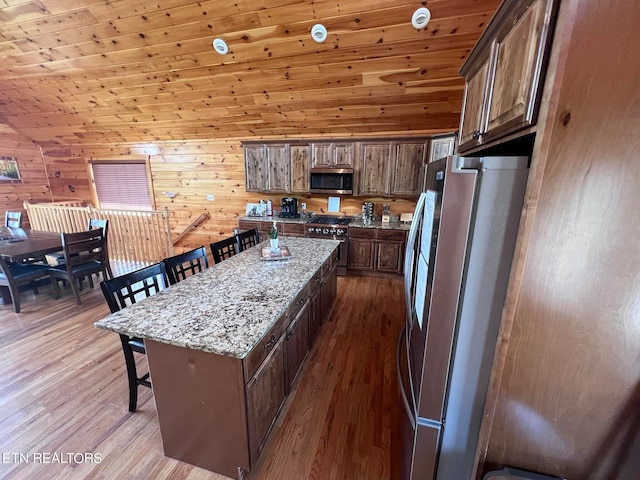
0;0;501;146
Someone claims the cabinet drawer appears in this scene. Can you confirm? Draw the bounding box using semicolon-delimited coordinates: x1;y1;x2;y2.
287;285;309;319
283;222;306;236
243;311;288;382
310;269;322;292
376;229;406;241
349;227;375;239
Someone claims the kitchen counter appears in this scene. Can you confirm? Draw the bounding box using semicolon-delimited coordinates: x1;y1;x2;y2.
94;236;339;358
348;219;411;231
239;215;411;231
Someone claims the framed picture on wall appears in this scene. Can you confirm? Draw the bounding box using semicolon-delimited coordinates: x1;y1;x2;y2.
0;156;21;183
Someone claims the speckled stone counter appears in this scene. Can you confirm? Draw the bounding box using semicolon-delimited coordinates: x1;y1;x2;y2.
94;236;339;358
348;219;411;231
238;215;309;224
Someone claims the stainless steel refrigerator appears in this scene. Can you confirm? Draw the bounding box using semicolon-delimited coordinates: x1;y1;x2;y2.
397;155;529;480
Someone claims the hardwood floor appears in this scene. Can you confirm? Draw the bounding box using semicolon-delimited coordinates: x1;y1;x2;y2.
0;275;405;480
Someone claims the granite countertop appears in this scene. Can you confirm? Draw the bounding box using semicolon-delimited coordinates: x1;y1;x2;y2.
348;219;411;231
239;215;411;231
94;237;340;359
239;215;309;224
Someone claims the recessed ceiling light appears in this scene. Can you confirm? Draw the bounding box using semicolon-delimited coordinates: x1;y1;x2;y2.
411;7;431;29
311;24;328;43
212;38;228;55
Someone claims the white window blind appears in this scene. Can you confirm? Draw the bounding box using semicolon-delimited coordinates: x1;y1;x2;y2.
91;162;153;210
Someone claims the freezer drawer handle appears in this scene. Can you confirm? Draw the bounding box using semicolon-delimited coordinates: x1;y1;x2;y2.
396;325;416;429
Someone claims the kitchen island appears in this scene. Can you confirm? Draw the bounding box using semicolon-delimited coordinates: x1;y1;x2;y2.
94;236;340;478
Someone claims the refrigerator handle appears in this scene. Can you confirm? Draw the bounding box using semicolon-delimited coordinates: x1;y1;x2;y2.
397;324;416;430
404;192;426;311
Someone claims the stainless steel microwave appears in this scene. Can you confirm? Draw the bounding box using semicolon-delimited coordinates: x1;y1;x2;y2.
310;169;353;194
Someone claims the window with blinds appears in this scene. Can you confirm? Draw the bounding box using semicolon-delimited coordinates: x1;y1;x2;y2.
91;162;153;210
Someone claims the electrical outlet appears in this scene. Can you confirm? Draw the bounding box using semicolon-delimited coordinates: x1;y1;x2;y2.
301;202;307;210
207;194;215;201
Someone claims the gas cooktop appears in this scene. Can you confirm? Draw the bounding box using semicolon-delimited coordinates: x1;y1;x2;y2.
307;216;352;226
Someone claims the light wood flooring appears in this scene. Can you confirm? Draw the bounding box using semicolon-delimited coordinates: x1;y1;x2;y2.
0;275;405;480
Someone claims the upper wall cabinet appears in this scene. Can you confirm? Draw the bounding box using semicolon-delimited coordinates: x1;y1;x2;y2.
311;142;355;169
458;0;558;153
357;140;428;197
290;144;311;193
244;143;291;193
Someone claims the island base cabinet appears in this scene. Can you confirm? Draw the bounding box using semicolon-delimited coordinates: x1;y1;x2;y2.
284;300;310;390
145;340;250;479
246;335;286;467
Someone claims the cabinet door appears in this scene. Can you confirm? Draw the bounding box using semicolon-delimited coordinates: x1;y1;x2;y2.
246;336;286;466
309;287;322;346
458;60;491;152
348;237;375;271
358;142;392;196
267;144;290;192
375;240;405;274
290;144;310;193
311;143;332;168
244;145;268;192
285;301;310;390
483;0;550;142
320;266;336;323
392;142;426;196
333;142;355;168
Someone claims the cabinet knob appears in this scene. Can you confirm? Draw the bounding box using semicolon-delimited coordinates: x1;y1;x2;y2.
472;130;481;140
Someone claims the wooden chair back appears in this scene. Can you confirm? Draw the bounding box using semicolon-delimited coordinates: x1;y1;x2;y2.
5;211;22;229
163;246;209;285
210;236;239;264
100;262;168;313
87;218;112;278
236;228;260;252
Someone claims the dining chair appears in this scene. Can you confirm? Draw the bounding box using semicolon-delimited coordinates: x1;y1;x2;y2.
49;228;110;304
163;246;209;285
87;218;113;279
0;255;60;313
236;228;260;252
100;262;168;412
210;235;239;264
51;218;112;278
4;211;22;229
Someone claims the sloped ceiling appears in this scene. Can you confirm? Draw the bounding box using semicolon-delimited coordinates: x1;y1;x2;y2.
0;0;501;146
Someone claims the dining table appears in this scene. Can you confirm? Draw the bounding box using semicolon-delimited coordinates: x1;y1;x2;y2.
0;228;63;305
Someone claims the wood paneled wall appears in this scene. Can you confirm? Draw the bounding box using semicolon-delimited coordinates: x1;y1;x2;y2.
479;0;640;478
38;139;416;253
0;122;53;227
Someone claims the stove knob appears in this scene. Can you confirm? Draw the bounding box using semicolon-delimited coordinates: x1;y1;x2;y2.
330;228;337;234
308;227;314;233
315;228;322;233
337;228;344;235
322;228;329;235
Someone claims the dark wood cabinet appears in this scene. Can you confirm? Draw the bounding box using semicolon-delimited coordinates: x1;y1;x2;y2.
348;236;375;270
246;334;286;466
357;140;428;197
290;144;310;193
284;298;310;389
392;142;427;196
357;142;392;196
311;142;355;169
375;237;405;273
238;219;283;243
348;227;406;277
458;0;557;153
309;271;323;346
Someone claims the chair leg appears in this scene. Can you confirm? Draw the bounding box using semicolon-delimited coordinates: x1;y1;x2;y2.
7;282;21;314
70;278;83;305
120;335;139;412
50;275;61;300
